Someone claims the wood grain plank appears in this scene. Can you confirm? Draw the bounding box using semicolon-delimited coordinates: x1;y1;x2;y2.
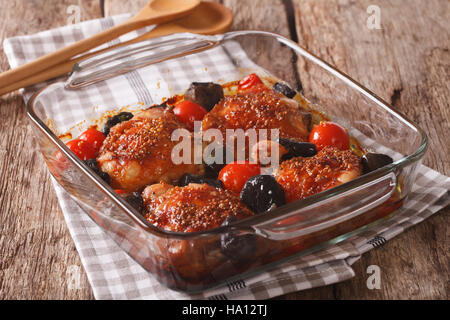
292;0;449;175
75;0;450;300
104;0;292;36
0;0;102;300
0;0;447;300
105;0;299;86
287;0;449;300
103;0;148;16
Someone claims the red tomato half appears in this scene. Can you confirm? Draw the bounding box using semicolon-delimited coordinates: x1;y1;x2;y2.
218;162;261;194
79;128;105;151
238;73;264;91
173;100;208;131
309;121;350;151
66;139;96;160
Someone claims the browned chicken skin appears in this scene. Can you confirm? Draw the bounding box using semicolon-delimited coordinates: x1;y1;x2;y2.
142;183;254;232
201;86;312;159
97;108;204;192
275;147;362;203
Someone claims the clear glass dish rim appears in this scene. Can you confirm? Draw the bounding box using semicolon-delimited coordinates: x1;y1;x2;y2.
26;30;429;240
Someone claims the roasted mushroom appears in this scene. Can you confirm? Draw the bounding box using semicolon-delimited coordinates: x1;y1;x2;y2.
273;82;297;98
123;192;144;214
240;175;286;214
184;82;224;111
361;153;393;174
102;111;134;136
83;159;111;184
220;215;258;261
278;138;317;160
178;173;224;189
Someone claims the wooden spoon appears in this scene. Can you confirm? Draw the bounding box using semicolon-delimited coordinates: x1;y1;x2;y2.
0;2;232;96
0;0;201;89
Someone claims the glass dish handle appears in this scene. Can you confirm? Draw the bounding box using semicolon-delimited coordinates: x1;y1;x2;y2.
251;172;397;240
65;33;222;89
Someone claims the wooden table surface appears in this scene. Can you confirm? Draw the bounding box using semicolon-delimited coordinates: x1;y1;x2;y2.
0;0;448;300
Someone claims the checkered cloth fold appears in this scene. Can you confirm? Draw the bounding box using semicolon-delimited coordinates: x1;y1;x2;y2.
4;15;449;300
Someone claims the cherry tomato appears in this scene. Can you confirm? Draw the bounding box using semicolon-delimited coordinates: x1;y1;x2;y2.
238;73;264;91
173;100;208;131
79;128;105;151
66;139;96;160
309;121;350;151
218;161;261;194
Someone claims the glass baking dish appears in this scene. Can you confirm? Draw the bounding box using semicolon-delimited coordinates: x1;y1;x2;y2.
27;31;427;292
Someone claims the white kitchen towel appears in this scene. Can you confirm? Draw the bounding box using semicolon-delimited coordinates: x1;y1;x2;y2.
4;14;449;300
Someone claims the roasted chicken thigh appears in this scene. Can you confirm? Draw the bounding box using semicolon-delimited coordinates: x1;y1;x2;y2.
275;146;362;203
142;183;254;232
97;108;203;192
201;86;312;159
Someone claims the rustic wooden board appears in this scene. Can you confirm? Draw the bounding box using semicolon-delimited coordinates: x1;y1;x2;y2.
0;0;448;300
285;0;449;300
0;0;100;300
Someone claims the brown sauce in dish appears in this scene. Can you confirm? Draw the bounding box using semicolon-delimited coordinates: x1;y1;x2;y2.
58;132;72;141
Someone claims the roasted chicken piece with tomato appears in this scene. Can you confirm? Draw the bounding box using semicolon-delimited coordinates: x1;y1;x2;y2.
97;108;204;192
274;146;362;203
201;83;312;145
142;183;254;232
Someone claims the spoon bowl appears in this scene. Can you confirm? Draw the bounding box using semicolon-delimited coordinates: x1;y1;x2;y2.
144;2;233;37
149;0;192;12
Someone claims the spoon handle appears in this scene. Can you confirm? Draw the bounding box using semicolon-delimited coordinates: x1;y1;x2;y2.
0;19;158;89
0;0;203;91
0;26;173;96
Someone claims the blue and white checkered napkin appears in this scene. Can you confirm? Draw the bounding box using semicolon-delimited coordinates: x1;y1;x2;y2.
4;14;449;300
